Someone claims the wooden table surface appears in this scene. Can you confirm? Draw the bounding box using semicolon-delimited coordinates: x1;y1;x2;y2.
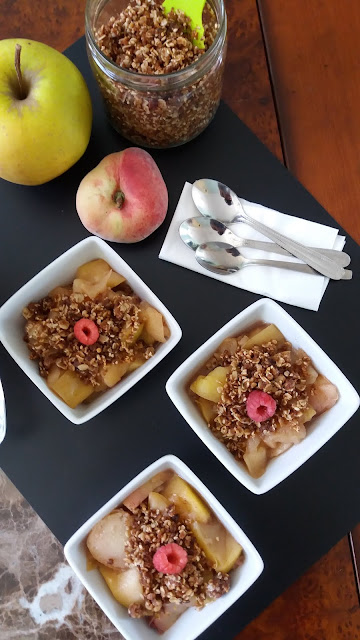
0;1;359;638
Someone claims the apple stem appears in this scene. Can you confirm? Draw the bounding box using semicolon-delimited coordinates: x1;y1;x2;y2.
15;44;26;100
113;191;125;208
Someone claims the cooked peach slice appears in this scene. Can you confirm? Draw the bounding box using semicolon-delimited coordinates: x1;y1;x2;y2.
49;370;94;408
99;566;144;608
148;491;170;512
243;324;285;349
76;259;125;289
197;397;217;423
310;374;339;414
140;302;166;343
149;601;193;633
87;509;131;569
190;366;230;403
123;471;173;513
102;361;129;388
162;475;210;523
191;520;242;572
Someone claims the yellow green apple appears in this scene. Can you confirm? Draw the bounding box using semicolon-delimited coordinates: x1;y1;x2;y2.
0;39;92;185
76;148;168;243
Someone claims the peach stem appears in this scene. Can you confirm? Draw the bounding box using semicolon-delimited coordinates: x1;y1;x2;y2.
113;191;125;208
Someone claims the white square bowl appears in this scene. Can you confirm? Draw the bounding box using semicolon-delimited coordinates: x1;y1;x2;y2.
64;454;264;640
0;236;181;424
166;298;359;494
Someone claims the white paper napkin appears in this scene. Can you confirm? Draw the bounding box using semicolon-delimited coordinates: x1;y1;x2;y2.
159;182;346;311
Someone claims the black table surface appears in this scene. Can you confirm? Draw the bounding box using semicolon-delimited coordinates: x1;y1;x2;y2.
0;38;359;639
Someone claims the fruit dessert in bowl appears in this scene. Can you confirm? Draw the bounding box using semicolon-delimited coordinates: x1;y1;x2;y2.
64;455;263;640
166;299;359;494
0;237;181;424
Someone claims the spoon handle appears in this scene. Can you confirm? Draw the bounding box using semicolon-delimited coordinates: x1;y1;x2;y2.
238;209;345;280
244;258;318;274
232;236;350;267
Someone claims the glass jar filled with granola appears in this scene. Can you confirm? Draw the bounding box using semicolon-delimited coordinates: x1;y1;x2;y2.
85;0;227;148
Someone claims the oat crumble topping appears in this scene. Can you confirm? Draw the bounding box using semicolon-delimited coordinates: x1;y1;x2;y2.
125;503;230;616
23;289;155;386
204;339;311;460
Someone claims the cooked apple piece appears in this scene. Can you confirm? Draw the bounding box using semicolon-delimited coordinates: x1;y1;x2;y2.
140;302;166;343
87;509;131;569
243;324;285;349
263;422;306;456
217;337;238;356
73;271;111;299
305;364;318;386
49;370;93;408
121;323;144;346
163;320;170;339
148;491;170;512
128;356;146;372
47;364;63;386
302;405;316;423
191;520;242;572
123;470;173;513
190;366;230;403
162;475;210;523
247;325;264;338
99;566;144;608
197;397;217;423
76;259;126;289
49;285;72;298
149;601;193;633
310;374;339;414
243;437;268;478
102;361;129;388
86;547;98;571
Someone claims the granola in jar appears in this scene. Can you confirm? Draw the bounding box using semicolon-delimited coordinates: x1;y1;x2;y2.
189;323;339;478
85;0;227;148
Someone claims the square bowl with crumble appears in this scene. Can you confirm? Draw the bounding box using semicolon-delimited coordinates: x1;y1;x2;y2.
64;454;264;640
166;299;359;494
0;236;181;424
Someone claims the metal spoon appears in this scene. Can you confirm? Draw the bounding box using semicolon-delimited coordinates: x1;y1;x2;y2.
196;241;353;279
0;379;6;444
180;217;350;267
192;179;348;280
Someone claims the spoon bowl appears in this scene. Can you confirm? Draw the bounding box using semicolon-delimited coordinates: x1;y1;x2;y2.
180;216;350;266
192;179;348;279
196;241;352;280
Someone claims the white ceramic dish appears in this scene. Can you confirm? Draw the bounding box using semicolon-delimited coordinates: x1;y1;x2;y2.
0;236;181;424
166;298;359;494
64;454;263;640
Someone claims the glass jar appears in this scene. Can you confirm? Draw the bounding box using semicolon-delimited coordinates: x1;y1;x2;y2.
85;0;227;148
